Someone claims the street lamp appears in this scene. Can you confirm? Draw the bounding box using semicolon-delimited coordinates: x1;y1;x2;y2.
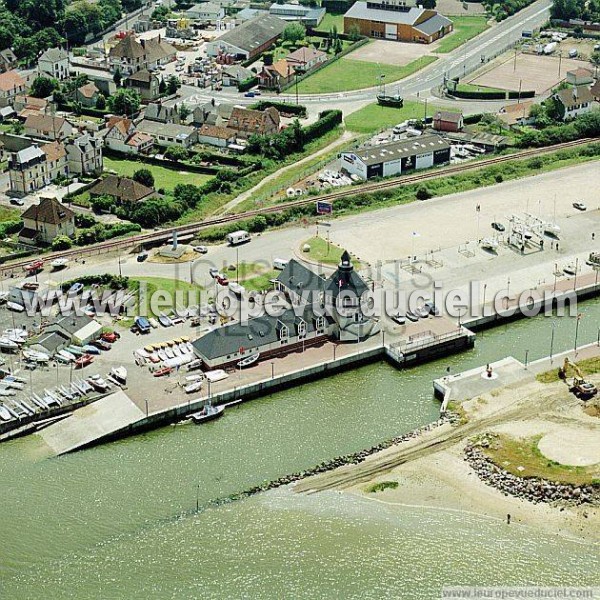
550;320;556;362
574;313;582;354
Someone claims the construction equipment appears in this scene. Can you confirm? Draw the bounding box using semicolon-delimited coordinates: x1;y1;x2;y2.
559;358;598;399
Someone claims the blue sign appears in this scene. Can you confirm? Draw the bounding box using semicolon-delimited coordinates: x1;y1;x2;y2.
316;201;333;215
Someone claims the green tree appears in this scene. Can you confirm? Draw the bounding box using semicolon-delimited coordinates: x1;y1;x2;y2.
95;92;106;110
591;51;600;77
90;194;116;214
113;67;122;87
159;77;166;94
133;168;155;188
422;0;436;7
10;121;24;135
51;235;72;250
107;88;141;116
282;22;306;44
333;37;343;55
178;103;190;121
29;75;58;98
347;24;360;41
166;75;180;95
164;144;189;161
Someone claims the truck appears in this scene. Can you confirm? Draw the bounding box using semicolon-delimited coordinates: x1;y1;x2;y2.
543;42;557;55
226;230;250;246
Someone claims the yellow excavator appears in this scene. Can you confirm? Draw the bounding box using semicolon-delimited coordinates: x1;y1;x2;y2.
558;357;598;399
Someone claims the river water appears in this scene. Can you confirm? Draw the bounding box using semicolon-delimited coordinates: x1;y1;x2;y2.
1;302;600;598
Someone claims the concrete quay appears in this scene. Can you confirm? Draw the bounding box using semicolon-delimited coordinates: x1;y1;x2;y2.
37;318;474;455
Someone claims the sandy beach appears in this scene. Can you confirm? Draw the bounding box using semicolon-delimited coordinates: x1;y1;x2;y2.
295;363;600;544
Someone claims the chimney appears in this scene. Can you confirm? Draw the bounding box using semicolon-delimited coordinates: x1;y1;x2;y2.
140;39;145;50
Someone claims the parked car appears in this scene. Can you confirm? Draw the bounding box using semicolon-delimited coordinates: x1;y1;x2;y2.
244;91;255;97
424;301;440;316
193;245;208;254
406;310;419;322
68;282;84;295
491;222;505;232
216;275;229;286
9;198;24;206
209;267;219;278
415;305;430;319
137;252;148;262
573;202;587;211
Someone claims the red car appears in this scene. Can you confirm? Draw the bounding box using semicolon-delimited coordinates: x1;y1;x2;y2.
101;331;119;343
24;260;44;274
216;275;229;286
74;354;94;369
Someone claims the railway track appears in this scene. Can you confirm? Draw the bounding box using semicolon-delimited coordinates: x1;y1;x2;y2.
2;137;597;275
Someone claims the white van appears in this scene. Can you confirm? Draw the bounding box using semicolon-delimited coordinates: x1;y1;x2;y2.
273;258;289;270
226;230;250;245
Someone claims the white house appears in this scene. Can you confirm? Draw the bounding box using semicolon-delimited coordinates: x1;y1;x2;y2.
186;2;225;23
103;116;153;155
66;134;103;176
38;48;69;80
554;85;595;120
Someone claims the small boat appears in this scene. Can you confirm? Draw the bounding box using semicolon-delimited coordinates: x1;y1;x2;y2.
204;369;228;383
83;344;101;355
236;353;259;368
180;335;190;342
66;346;85;357
157;350;168;362
58;349;76;362
88;375;109;392
185;374;203;382
191;403;224;424
405;310;419;322
0;405;12;421
110;366;127;382
172;345;181;357
165;347;175;359
149;353;160;363
153;366;173;377
377;92;403;108
74;354;94;369
563;263;577;276
23;350;50;363
0;337;18;351
6;302;25;312
51;258;69;270
158;313;173;327
186;359;202;372
184;380;203;394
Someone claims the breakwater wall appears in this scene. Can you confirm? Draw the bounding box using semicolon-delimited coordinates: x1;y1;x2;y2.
465;443;600;506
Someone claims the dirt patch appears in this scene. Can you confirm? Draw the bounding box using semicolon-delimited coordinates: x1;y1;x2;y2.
467;52;594;94
436;0;487;15
348;39;437;66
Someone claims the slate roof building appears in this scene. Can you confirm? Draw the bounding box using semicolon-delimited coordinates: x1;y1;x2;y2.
192;252;379;368
38;47;69;80
553;85;595;120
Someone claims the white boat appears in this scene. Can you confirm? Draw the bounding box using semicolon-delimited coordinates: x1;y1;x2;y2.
480;238;499;251
88;375;109;392
204;369;228;383
165;347;175;359
58;350;76;362
563;263;577;276
184;380;203;394
191;403;224;424
186;359;202;372
0;405;12;420
236;353;260;368
5;328;28;340
51;258;69;270
110;366;127;382
0;337;18;351
6;302;25;312
157;350;168;362
185;374;203;382
23;350;50;363
172;345;181;357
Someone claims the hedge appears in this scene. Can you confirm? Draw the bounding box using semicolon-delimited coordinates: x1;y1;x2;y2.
238;76;258;93
304;109;343;142
250;100;308;117
103;148;220;175
450;89;507;100
0;219;24;238
507;90;536;99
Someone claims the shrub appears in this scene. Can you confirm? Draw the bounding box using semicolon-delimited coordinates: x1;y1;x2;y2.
133;168;155;188
416;186;432;200
51;235;73;251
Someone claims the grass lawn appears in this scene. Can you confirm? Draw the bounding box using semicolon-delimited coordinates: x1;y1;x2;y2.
302;236;360;265
242;270;279;292
104;157;213;192
345;100;442;133
482;434;599;486
0;205;19;222
315;13;345;33
130;276;200;320
295;56;437;94
224;261;270;280
455;82;507;93
434;16;489;54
